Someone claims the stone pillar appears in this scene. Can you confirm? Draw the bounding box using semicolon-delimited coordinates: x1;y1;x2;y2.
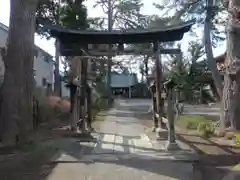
165;80;180;150
154;42;164;128
150;84;158;132
86;84;94;132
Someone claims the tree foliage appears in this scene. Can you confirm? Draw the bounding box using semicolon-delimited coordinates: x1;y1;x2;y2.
164;41;215;102
36;0;89;37
153;0;226;46
92;0;144;30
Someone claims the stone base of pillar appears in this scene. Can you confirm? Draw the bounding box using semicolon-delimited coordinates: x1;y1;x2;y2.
152;127;156;132
156;127;168;140
87;127;95;133
165;141;180;151
152;126;158;132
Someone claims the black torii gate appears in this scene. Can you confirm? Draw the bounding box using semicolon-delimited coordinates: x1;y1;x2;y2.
44;19;195;139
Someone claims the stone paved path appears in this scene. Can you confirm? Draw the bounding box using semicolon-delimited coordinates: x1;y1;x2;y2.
46;99;196;180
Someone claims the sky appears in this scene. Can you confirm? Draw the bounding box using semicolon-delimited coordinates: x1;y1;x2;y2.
0;0;225;58
0;0;166;56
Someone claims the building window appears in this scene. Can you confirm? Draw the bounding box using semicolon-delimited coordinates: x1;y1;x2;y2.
33;69;36;79
42;78;47;86
47;83;52;89
34;49;38;57
44;55;49;62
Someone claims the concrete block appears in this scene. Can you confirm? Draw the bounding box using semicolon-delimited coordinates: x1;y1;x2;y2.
156;127;168;140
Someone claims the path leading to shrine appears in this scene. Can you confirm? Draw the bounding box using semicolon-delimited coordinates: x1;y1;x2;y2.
46;99;197;180
144;99;220;119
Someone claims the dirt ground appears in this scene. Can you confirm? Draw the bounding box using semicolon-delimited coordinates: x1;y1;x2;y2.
0;127;100;180
0;108;108;180
135;112;240;180
0;130;58;180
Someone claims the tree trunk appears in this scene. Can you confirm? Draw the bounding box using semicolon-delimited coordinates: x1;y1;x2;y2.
140;70;144;83
107;0;113;93
154;44;164;128
99;58;105;78
69;82;78;131
152;93;158;130
144;55;149;84
0;0;38;145
78;59;88;131
69;57;79;131
205;0;228;129
106;56;112;89
86;85;93;130
233;69;240;130
204;0;223;97
222;74;233;128
54;40;61;97
199;86;203;104
71;85;78;131
227;0;240;130
166;88;176;144
221;1;233;129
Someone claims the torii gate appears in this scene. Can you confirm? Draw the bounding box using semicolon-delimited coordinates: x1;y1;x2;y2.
44;19;195;139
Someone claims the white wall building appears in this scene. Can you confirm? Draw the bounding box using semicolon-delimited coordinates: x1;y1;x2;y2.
0;22;54;89
60;72;70;97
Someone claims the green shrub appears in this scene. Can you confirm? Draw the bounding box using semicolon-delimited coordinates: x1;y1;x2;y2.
90;84;113;121
94;97;109;110
197;123;207;132
176;115;212;130
186;121;198;129
197;122;215;137
92;83;114;110
176;115;215;137
95;82;112;99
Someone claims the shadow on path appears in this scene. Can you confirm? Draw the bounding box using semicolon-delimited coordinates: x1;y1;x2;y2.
177;134;240;180
45;138;195;180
